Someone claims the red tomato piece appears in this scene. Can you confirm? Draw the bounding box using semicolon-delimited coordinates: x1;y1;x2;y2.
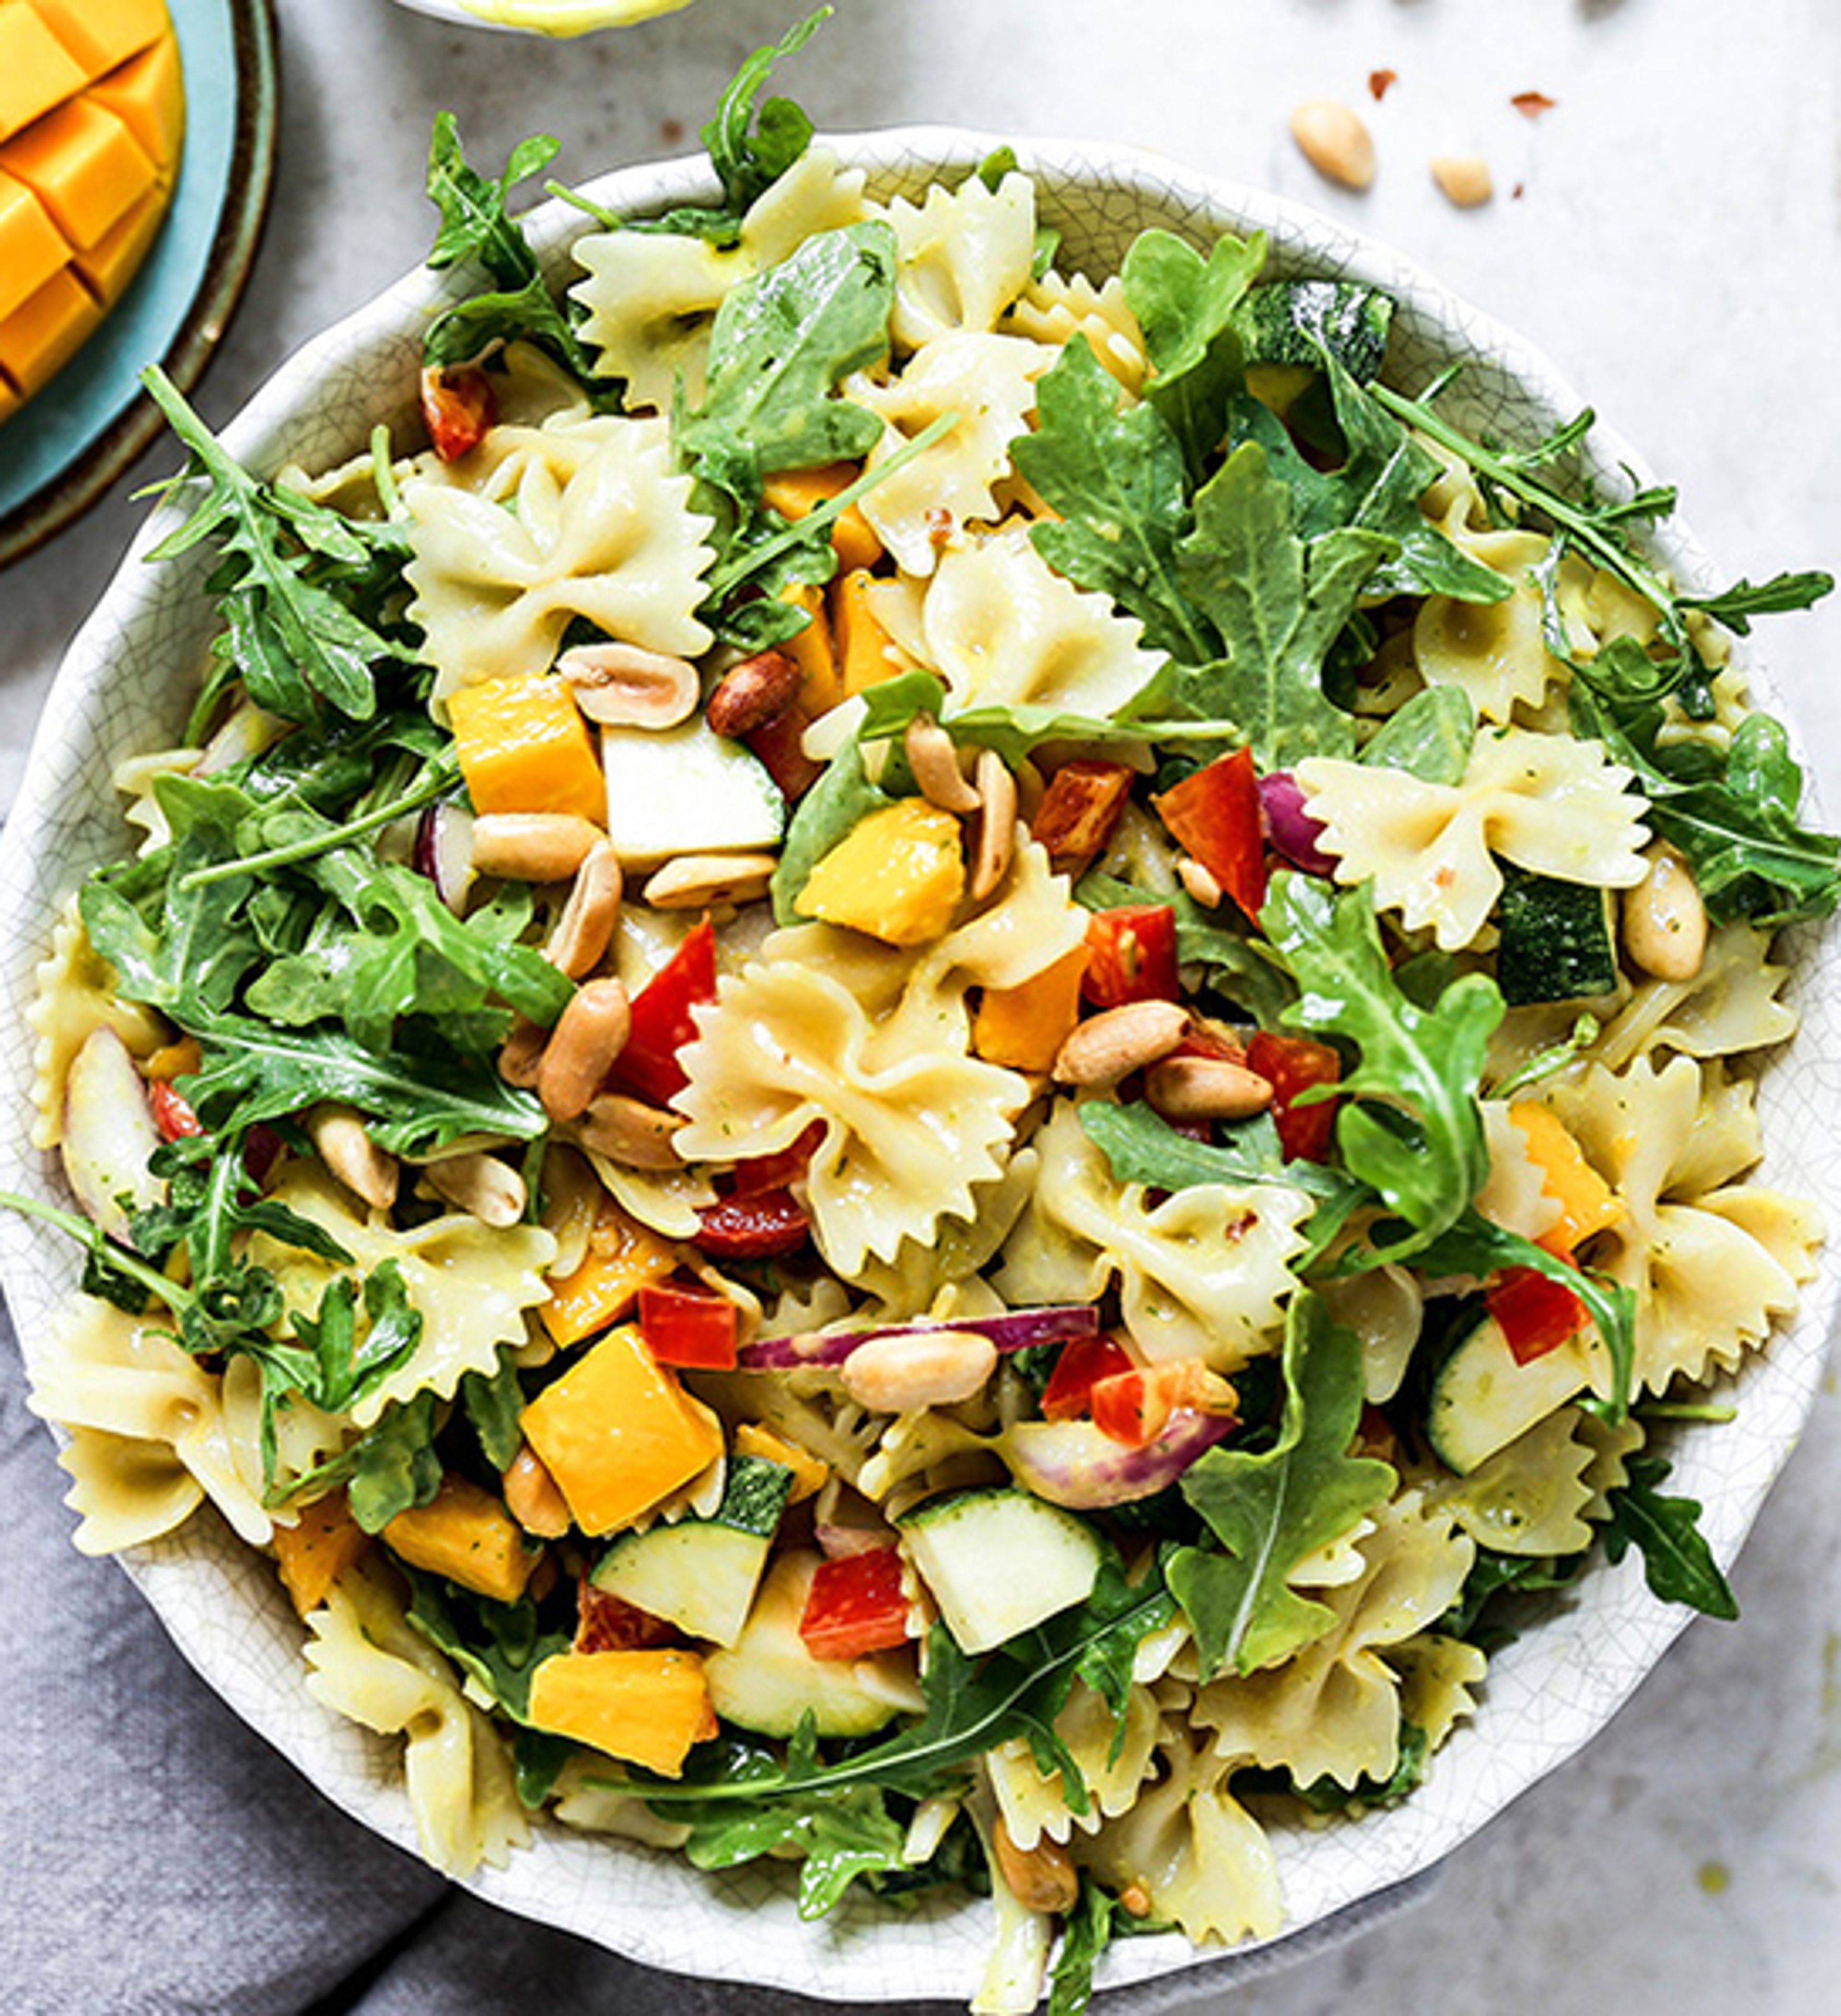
615;918;718;1108
637;1283;740;1370
1082;905;1181;1007
1487;1266;1587;1366
799;1548;912;1661
1153;749;1267;920
1040;1333;1136;1423
694;1189;811;1261
419;364;498;463
731;1121;825;1197
1246;1030;1341;1164
149;1081;203;1142
1091;1361;1237;1448
575;1577;678;1654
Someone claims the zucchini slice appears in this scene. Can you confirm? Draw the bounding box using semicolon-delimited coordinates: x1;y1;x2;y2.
1495;865;1620;1006
899;1488;1101;1655
1425;1314;1593;1476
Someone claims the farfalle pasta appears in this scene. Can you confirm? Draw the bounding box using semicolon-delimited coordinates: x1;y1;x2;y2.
8;34;1834;2016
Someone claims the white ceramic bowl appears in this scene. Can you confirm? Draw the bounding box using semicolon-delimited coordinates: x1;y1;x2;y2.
2;129;1837;2006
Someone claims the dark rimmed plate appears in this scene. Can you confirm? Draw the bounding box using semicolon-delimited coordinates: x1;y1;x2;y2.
0;0;279;568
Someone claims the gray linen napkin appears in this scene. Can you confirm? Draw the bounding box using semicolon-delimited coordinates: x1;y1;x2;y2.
0;1298;1431;2015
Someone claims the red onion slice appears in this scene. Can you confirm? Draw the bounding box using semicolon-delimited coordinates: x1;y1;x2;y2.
1004;1412;1232;1508
1259;770;1337;876
415;801;477;915
738;1304;1100;1372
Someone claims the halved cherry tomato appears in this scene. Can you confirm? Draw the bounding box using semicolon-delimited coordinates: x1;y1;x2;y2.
1153;748;1266;919
1030;760;1135;869
615;918;718;1108
1487;1266;1587;1366
419;364;498;463
799;1547;912;1661
575;1578;678;1654
1245;1030;1341;1164
1082;905;1180;1007
149;1081;203;1142
693;1189;811;1261
1040;1333;1136;1423
637;1282;740;1370
1090;1359;1237;1448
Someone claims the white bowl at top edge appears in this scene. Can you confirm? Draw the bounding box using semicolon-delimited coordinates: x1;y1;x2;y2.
1;127;1837;2008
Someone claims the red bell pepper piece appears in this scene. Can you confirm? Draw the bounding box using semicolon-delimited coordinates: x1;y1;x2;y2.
1488;1266;1587;1366
637;1282;740;1370
1030;760;1136;869
799;1547;912;1661
1082;905;1181;1007
419;364;498;463
149;1081;203;1142
1091;1359;1238;1448
1040;1333;1136;1423
694;1189;811;1261
615;918;718;1108
731;1121;825;1197
1246;1030;1341;1164
1153;748;1267;919
575;1577;678;1653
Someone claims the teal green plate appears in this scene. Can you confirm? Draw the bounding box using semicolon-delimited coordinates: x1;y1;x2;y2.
0;0;279;568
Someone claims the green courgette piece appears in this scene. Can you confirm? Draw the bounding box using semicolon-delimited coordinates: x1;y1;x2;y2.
1495;865;1620;1006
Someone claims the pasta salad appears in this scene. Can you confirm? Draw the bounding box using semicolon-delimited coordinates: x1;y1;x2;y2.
12;18;1838;2012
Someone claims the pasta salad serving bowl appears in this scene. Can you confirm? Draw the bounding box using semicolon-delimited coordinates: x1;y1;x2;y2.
2;51;1838;2014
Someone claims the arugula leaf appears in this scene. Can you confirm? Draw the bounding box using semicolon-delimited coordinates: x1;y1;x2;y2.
1262;872;1501;1259
1358;682;1476;785
403;1569;568;1716
1406;1208;1637;1421
698;7;827;219
462;1349;527;1472
1438;1546;1588;1647
1075;870;1296;1028
140;371;412;725
1159;443;1390;768
1048;1877;1119;2016
678;221;897;507
1679;572;1836;635
1012;337;1217;663
1169;1292;1396;1677
1599;1454;1739;1620
422;116;598;382
769;735;895;925
282;1263;424;1416
677;1765;909;1922
1121;228;1266;479
1233;278;1394;383
1079;1099;1359;1215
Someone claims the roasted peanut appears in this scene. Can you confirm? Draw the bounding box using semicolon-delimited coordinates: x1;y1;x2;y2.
559;642;699;729
576;1090;684;1169
537;978;632;1124
705;648;803;738
1052;1000;1190;1086
838;1329;998;1414
991;1820;1079;1916
1146;1054;1275;1121
472;812;604;883
905;714;980;813
1623;844;1708;983
641;851;779;911
306;1104;398;1211
544;841;624;979
423;1150;527;1228
502;1442;571;1538
1177;856;1223;908
499;1017;548;1089
1291;99;1377;190
1431;153;1494;209
971;747;1017;902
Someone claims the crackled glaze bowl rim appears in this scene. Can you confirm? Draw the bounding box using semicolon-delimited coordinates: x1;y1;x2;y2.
0;127;1834;2005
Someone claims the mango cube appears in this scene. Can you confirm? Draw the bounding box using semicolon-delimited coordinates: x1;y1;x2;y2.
832;568;902;696
1;96;154;248
972;942;1090;1072
383;1473;537;1604
0;167;68;323
527;1648;712;1775
796;798;966;946
1508;1101;1625;1253
0;6;86;145
447;673;607;825
520;1325;723;1536
542;1198;678;1348
271;1489;371;1618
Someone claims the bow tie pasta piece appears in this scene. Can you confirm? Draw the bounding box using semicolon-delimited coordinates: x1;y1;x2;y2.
1387;1631;1488;1753
1539;1054;1818;1394
848;332;1054;575
1002;269;1147;394
570;147;868;411
246;1165;557;1429
1412;528;1586;723
26;894;166;1150
1296;726;1651;951
1594;919;1798;1070
901;524;1160;718
874;167;1037;351
995;1100;1313;1371
403;413;715;698
1473;1098;1567;1245
1191;1490;1474;1788
986;1679;1162;1851
304;1561;530;1876
1072;1728;1283;1946
1422;1408;1597;1558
